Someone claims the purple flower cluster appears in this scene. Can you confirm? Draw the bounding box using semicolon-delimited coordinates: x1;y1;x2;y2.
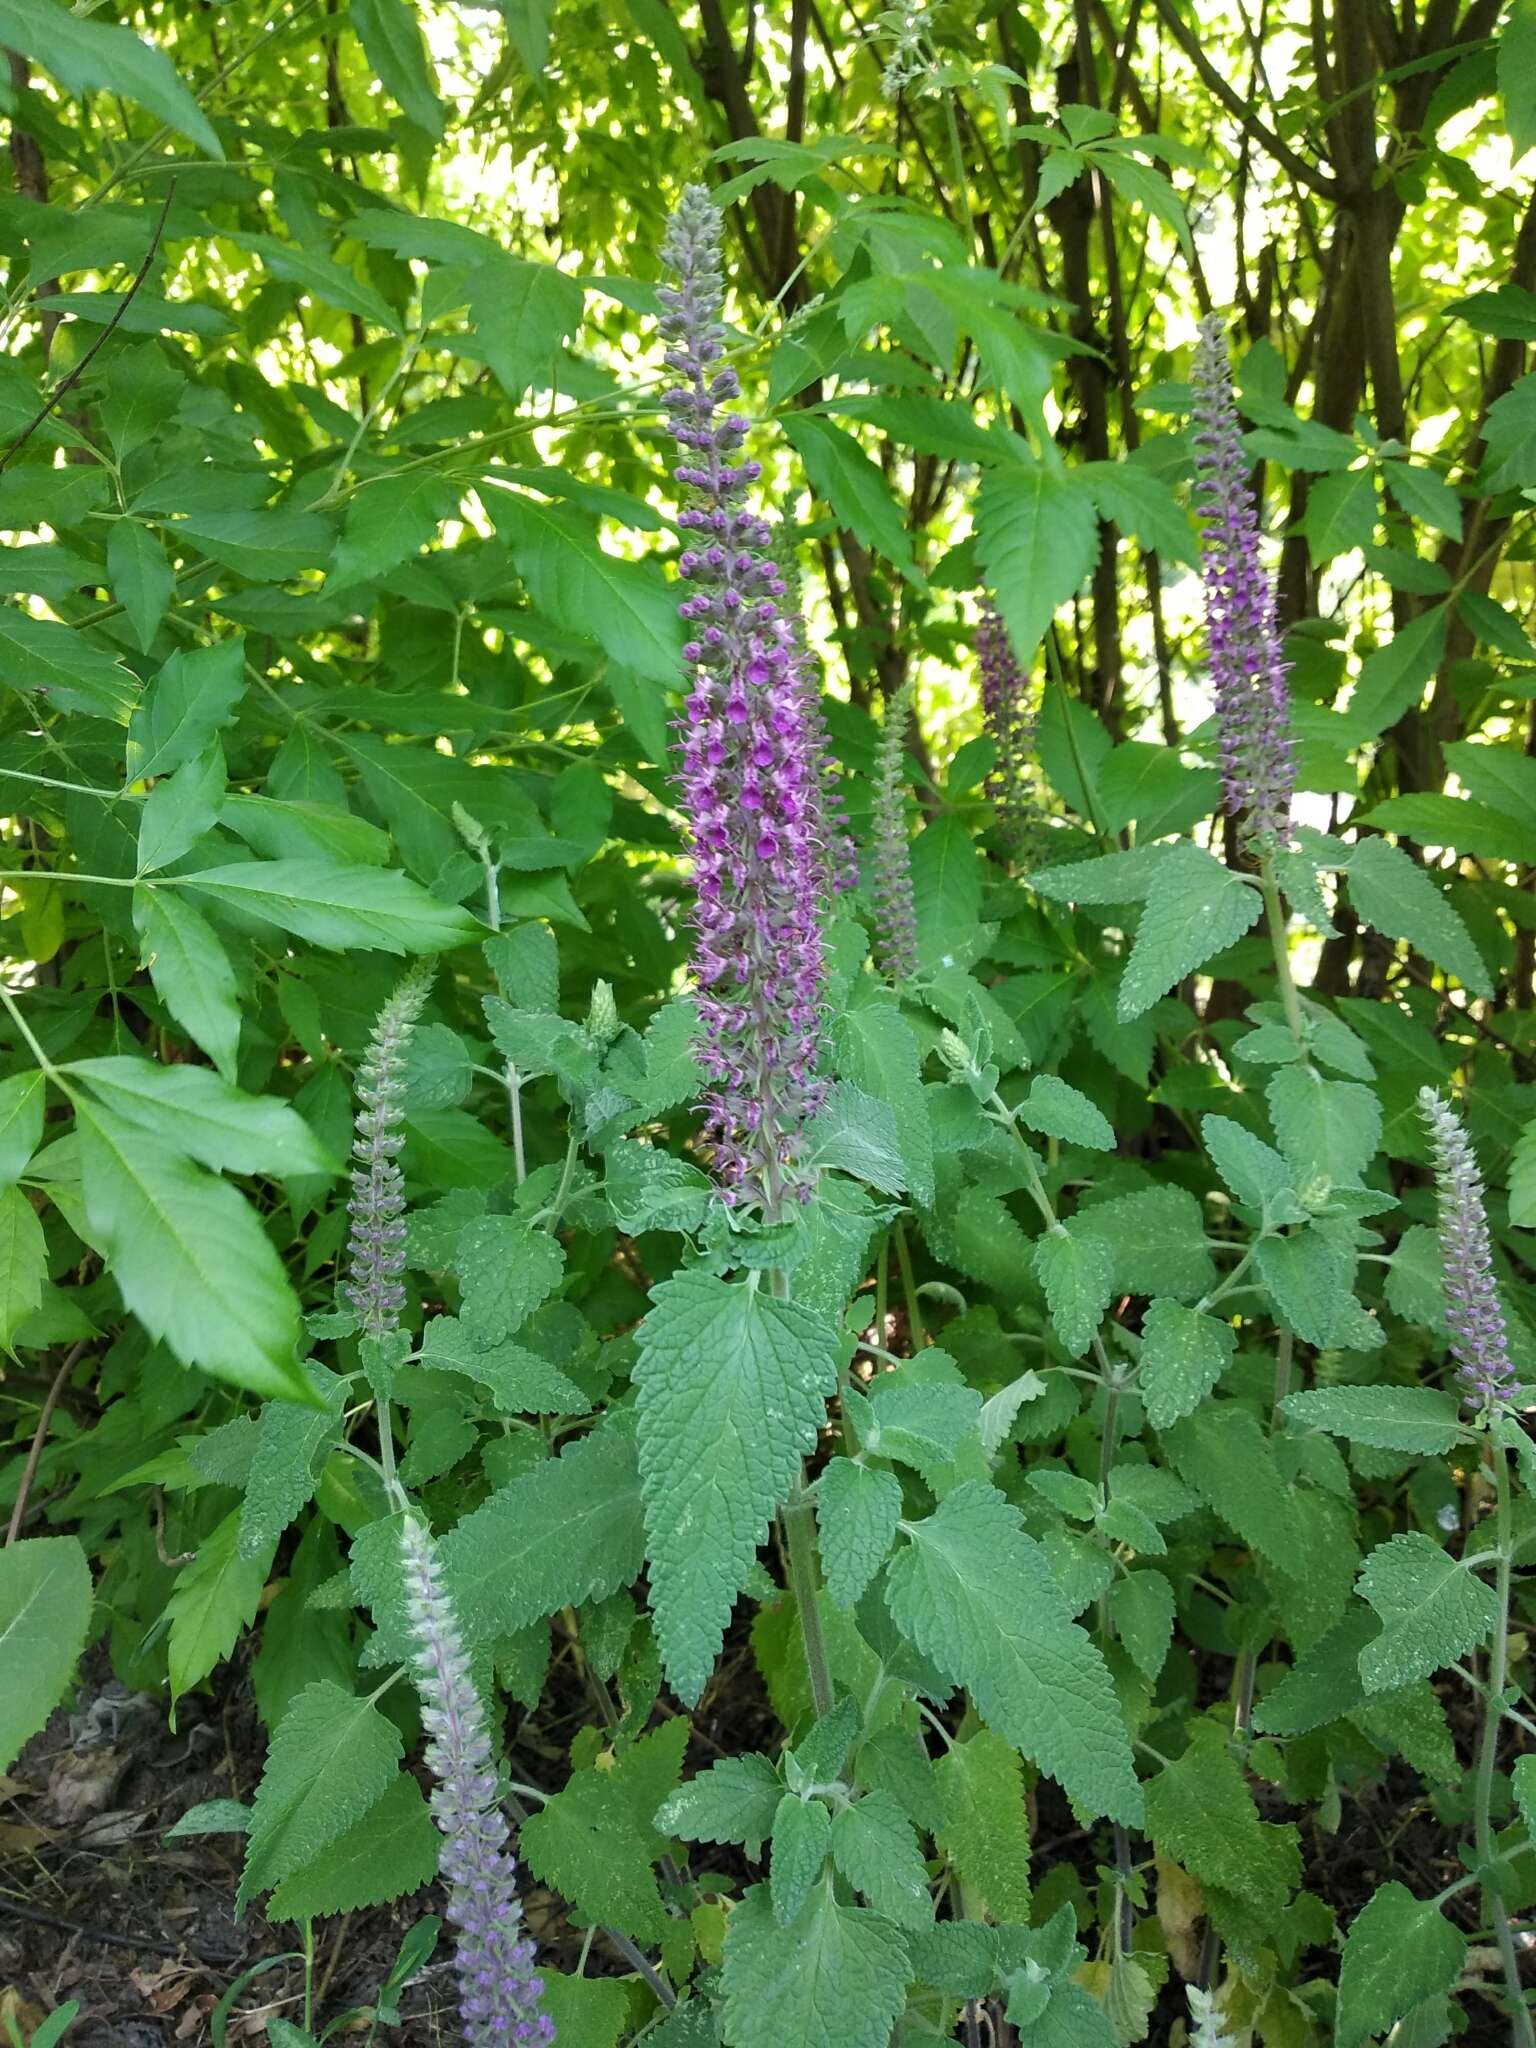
400;1513;554;2047
869;678;918;982
975;601;1038;854
345;964;431;1339
1419;1088;1517;1410
1190;315;1295;843
659;183;840;1216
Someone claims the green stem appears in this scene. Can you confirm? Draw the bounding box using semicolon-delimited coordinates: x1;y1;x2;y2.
892;1221;926;1349
771;1268;836;1723
1258;852;1306;1050
1474;1446;1536;2048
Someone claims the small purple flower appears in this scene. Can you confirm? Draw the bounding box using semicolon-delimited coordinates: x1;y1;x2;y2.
659;183;839;1216
975;600;1039;853
345;964;432;1339
400;1513;555;2047
1419;1088;1517;1410
869;678;918;982
1190;315;1295;843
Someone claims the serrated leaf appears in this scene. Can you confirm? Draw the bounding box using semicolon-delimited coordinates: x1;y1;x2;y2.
935;1726;1032;1921
656;1753;782;1849
0;0;222;154
238;1366;346;1559
783;414;919;580
136;742;225;874
522;1745;675;1942
1137;1301;1235;1429
1336;1882;1467;2048
174;859;480;955
241;1680;404;1905
815;1458;902;1608
455;1214;564;1341
634;1271;838;1704
1344;837;1491;998
166;1508;271;1704
1074;1185;1213;1302
66;1057;335;1177
0;1183;45;1349
350;0;443;136
1117;845;1260;1021
134;887;241;1080
976;461;1099;662
127;640;245;782
1033;1225;1114;1357
0;1070;43;1188
884;1482;1141;1824
418;1316;587;1414
0;1536;92;1773
1161;1404;1298;1577
1019;1075;1114;1150
330;471;457;589
1282;1386;1465;1455
1112;1570;1174;1680
771;1793;832;1925
1355;1532;1498;1692
1266;1064;1382;1191
266;1772;439;1922
830;1789;932;1928
108;519;173;653
720;1880;910;2048
808;1082;907;1194
491;491;679;682
834;999;934;1207
1143;1722;1300;1920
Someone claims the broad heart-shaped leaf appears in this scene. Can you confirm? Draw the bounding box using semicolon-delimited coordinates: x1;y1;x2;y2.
884;1482;1142;1824
1282;1386;1466;1455
0;0;221;154
830;1789;933;1929
815;1457;902;1608
1343;836;1492;999
1336;1882;1467;2048
438;1424;646;1647
935;1726;1033;1922
0;1536;92;1773
975;459;1099;662
720;1879;911;2048
1032;1224;1115;1358
655;1753;782;1850
1117;844;1261;1021
1137;1301;1235;1429
172;861;481;955
634;1271;839;1704
241;1681;404;1907
489;491;681;682
1355;1532;1499;1692
134;886;241;1080
1141;1722;1300;1922
73;1099;309;1403
266;1771;438;1923
1266;1065;1382;1191
1018;1075;1114;1151
65;1057;335;1177
454;1214;565;1342
521;1734;682;1944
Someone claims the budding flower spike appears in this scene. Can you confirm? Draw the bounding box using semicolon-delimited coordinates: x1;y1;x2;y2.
400;1513;555;2047
345;962;433;1339
974;599;1039;854
1190;315;1296;845
659;182;838;1217
1419;1088;1518;1412
869;676;918;983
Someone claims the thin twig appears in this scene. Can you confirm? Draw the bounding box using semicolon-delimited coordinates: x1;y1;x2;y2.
5;1339;88;1547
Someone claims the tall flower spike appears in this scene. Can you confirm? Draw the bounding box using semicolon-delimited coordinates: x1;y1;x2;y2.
1190;315;1295;843
975;600;1038;854
400;1513;555;2048
659;183;833;1217
869;677;918;982
1419;1088;1517;1410
345;963;432;1339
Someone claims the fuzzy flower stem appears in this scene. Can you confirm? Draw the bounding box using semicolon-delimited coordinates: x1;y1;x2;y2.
974;600;1039;854
400;1514;554;2048
345;963;432;1342
1190;316;1295;843
869;677;919;982
1418;1088;1516;1411
659;182;837;1218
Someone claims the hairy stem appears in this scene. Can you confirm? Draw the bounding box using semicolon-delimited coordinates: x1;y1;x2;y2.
1475;1445;1535;2048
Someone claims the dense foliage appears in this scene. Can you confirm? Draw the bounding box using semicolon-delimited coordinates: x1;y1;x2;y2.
2;0;1536;2042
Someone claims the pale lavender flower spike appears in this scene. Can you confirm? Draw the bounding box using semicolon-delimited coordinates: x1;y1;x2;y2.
869;677;918;983
659;183;839;1216
975;599;1038;852
1419;1088;1517;1410
1190;315;1295;843
400;1513;555;2046
345;963;432;1338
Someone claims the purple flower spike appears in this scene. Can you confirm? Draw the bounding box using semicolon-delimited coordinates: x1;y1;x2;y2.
400;1514;555;2048
869;679;918;982
345;964;432;1339
1419;1088;1517;1411
1190;316;1295;843
975;600;1038;854
659;183;837;1217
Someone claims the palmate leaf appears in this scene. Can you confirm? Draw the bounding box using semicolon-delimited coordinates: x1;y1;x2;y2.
884;1482;1142;1824
0;1536;92;1772
634;1271;838;1703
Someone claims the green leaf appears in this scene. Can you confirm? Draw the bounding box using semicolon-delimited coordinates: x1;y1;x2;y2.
807;1082;907;1195
1142;1721;1300;1921
0;1536;92;1772
330;472;457;589
834;998;934;1207
935;1725;1033;1921
165;1508;271;1704
418;1317;587;1414
782;415;919;581
1380;459;1463;540
174;859;481;954
1201;1113;1297;1216
1343;837;1491;997
976;461;1099;663
1074;1185;1214;1302
1117;844;1260;1021
1112;1571;1174;1680
266;1772;439;1922
771;1793;832;1925
1355;1532;1499;1692
1336;1882;1468;2048
107;519;174;653
1511;1116;1536;1229
1266;1065;1382;1190
720;1880;911;2048
134;886;242;1081
1033;1225;1115;1358
0;0;222;155
1019;1075;1114;1150
0;1183;46;1349
1282;1386;1465;1455
128;640;245;782
470;262;586;399
137;742;225;874
0;610;138;721
656;1753;782;1849
1161;1404;1298;1577
351;0;444;134
241;1680;404;1904
1301;465;1376;564
1254;1228;1362;1349
491;491;680;682
1349;605;1448;734
831;1790;932;1928
238;1367;345;1558
885;1481;1141;1824
439;1425;645;1644
228;231;403;335
455;1214;565;1341
1500;0;1536;158
74;1099;307;1402
0;1071;43;1187
66;1056;333;1177
634;1271;838;1703
1078;458;1196;564
815;1458;902;1608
